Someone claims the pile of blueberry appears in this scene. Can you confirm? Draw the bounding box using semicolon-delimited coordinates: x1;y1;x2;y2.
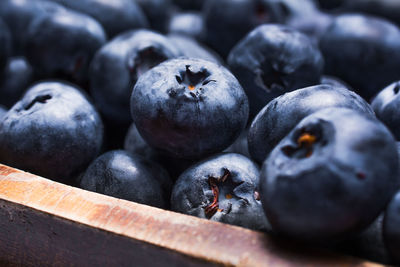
1;0;400;264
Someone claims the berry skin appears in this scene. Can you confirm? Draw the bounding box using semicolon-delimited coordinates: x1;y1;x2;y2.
0;81;104;184
136;0;171;32
168;34;222;64
0;105;6;120
25;7;106;85
168;12;206;42
0;18;11;70
320;14;400;100
228;24;324;118
342;0;400;26
171;153;270;231
248;84;374;164
124;122;198;180
224;130;251;159
203;0;283;58
383;190;400;264
49;0;149;37
336;214;390;264
0;0;65;55
321;75;353;91
131;58;249;160
0;57;33;108
173;0;203;10
124;123;158;162
372;81;400;140
90;29;181;124
80;150;172;209
260;108;399;241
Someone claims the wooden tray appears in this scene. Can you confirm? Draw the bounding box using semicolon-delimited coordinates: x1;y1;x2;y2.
0;164;384;266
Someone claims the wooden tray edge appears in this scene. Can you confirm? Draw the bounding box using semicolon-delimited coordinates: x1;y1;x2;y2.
0;164;385;267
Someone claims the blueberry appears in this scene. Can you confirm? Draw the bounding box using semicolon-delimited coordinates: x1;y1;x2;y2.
0;0;64;55
171;153;270;231
342;0;400;26
131;58;249;159
336;214;391;264
25;7;106;86
371;81;400;140
355;216;389;263
0;81;104;184
124;122;196;180
286;11;333;45
90;30;181;124
49;0;149;37
100;116;132;151
316;0;347;10
0;105;6;120
0;57;33;108
349;137;400;262
383;190;400;264
124;122;158;162
0;18;11;70
79;150;172;209
228;24;324;118
248;84;375;164
274;0;329;43
224;130;251;159
321;75;353;91
203;0;283;58
320;14;400;101
168;12;206;42
136;0;172;33
168;34;222;64
275;0;319;21
260;108;399;241
172;0;204;10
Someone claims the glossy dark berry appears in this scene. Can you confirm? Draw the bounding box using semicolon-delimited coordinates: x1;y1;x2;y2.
286;11;333;45
172;0;204;10
342;0;400;26
100;116;131;151
203;0;283;58
0;81;104;184
248;84;374;164
274;0;328;44
131;58;249;160
261;108;399;241
224;130;251;159
0;57;33;108
80;150;172;209
171;153;270;231
321;75;353;91
168;12;205;42
336;215;390;264
124;122;196;180
90;30;181;124
0;0;64;55
371;81;400;140
136;0;172;33
383;190;400;264
274;0;319;22
316;0;346;10
49;0;149;37
320;14;400;100
0;18;11;70
25;8;106;85
124;122;158;162
168;34;222;64
228;24;324;118
0;105;6;120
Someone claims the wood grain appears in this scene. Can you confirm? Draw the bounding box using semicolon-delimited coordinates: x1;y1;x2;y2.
0;164;385;266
